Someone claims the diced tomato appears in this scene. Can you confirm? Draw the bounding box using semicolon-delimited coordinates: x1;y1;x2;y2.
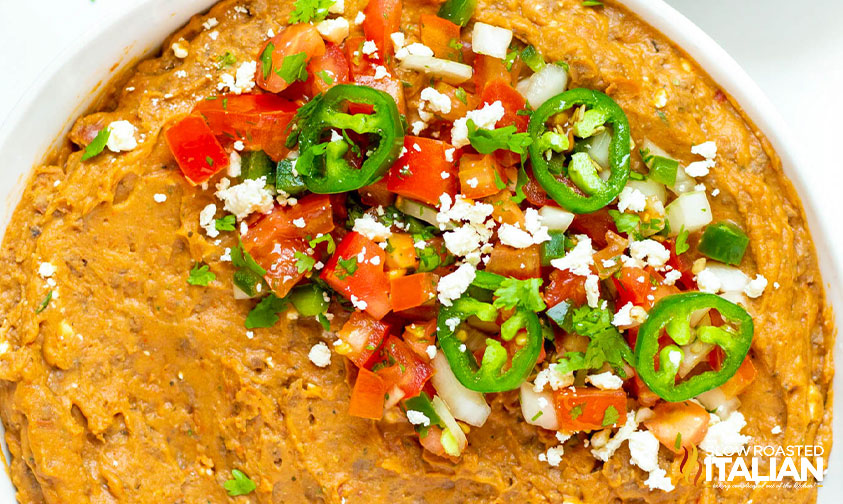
362;0;402;59
418;425;449;457
710;354;757;398
480;79;529;133
626;371;661;407
643;400;710;453
348;368;386;419
593;231;628;278
307;42;350;95
482;190;524;225
523;174;556;207
256;23;326;93
321;232;392;319
402;319;437;361
390;273;438;312
569;208;617;248
377;336;434;399
165;115;229;185
433;82;478;121
613;266;680;310
419;14;462;60
193;94;297;161
544;269;588;308
345;36;406;113
554;388;628;431
459;153;503;199
358;178;395;208
243;194;334;246
337;311;391;368
386;137;458;206
385;233;418;270
474;54;510;91
666;239;697;290
247;238;309;297
485;245;541;280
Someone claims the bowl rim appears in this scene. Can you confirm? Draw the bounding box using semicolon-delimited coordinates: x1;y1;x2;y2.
0;0;837;499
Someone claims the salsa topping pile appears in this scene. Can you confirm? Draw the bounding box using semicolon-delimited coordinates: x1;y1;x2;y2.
82;0;772;494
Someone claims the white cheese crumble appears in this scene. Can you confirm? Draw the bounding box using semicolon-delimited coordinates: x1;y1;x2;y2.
202;17;218;30
292;218;306;228
744;274;767;298
426;345;437;360
587;372;624;390
550;235;594;276
352;214;393;241
228;151;242;178
406;410;431;427
584;274;600;308
629;239;670;268
523;208;551;244
696;268;722;294
700;411;751;456
691;141;717;160
308;342;332;368
153;193;167;203
419;87;452;120
350;294;368;311
437;263;476;306
171;40;189;58
316;17;350;44
771;425;782;434
591;411;638;461
451;101;505;148
532;365;574;392
215;176;274;220
354;11;366;25
38;262;56;278
361;40;378;56
199;204;219;238
390;32;405;50
662;270;682;286
612;302;635;327
373;65;389;80
498;223;534;249
617;186;647;213
685;159;715;178
105;120;138;152
217;61;257;95
394;42;434;61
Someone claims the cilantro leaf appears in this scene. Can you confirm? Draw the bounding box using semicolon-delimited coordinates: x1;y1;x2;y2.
582;0;603;6
217;51;237;69
467;120;533;155
35;290;53;314
231;242;267;277
245;294;288;329
602;405;620;427
224;469;256;496
276;52;309;85
187;263;216;286
260;42;275;79
455;87;467;104
317;69;334;85
288;0;335;24
608;209;640;235
81;127;110;161
493;277;546;312
294;250;316;273
336;256;358;280
675;227;690;255
215;214;236;231
308;234;336;254
570;404;584;420
570;305;634;376
555;352;589;375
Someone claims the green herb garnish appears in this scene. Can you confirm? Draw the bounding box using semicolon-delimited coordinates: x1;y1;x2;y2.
187;263;216;286
81;127;110;161
224;469;257;496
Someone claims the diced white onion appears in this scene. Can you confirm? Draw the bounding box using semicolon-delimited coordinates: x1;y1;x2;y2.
719;290;749;308
233;285;255;299
383;385;406;409
399;55;473;84
515;64;569;109
395;196;451;229
471;22;513;59
538;205;575;232
665;191;712;235
641;139;695;194
678;340;714;378
626;179;666;205
584;130;611;169
431;351;491;427
696;388;742;420
519;382;559;430
431;395;468;453
704;264;749;293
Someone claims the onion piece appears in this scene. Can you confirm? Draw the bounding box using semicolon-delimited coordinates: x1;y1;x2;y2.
515;63;569;109
395;195;452;229
538;205;575;232
627;179;666;205
520;382;559;430
583;130;611;169
431;351;491;427
665;191;712;235
431;395;468;455
233;285;255;299
703;263;749;293
398;55;473;84
678;340;714;378
471;22;513;59
695;387;742;421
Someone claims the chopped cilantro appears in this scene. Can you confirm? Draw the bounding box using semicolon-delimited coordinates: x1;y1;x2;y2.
674;432;682;451
466;120;533;155
35;290;53;314
675;227;690;255
81;127;110;161
531;411;544;421
309;234;336;254
215;214;236;232
205;155;214;167
493;277;546;312
260;42;275;79
601;405;620;427
335;256;358;280
582;0;603;6
187;263;216;286
555;352;588;375
217;51;237;69
245;294;288;329
570;404;584;420
608;209;640;235
224;469;256;496
231;242;267;277
568;305;634;376
288;0;335;24
318;69;334;85
503;49;518;71
455;87;467;104
294;251;316;273
276;52;309;85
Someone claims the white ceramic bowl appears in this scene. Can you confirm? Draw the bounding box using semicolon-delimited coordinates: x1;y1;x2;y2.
0;0;838;501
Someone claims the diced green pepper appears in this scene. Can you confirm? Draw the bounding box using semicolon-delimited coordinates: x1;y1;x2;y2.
276;159;307;195
520;45;545;73
647;155;679;186
540;230;567;266
437;0;477;26
697;221;749;265
289;284;329;317
241;150;275;183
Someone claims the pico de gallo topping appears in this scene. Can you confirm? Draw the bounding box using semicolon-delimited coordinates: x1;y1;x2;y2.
164;0;770;492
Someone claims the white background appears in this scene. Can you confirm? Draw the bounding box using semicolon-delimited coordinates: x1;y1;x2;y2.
0;0;841;182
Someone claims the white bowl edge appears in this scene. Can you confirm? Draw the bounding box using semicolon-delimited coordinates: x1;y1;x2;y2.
0;0;838;501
